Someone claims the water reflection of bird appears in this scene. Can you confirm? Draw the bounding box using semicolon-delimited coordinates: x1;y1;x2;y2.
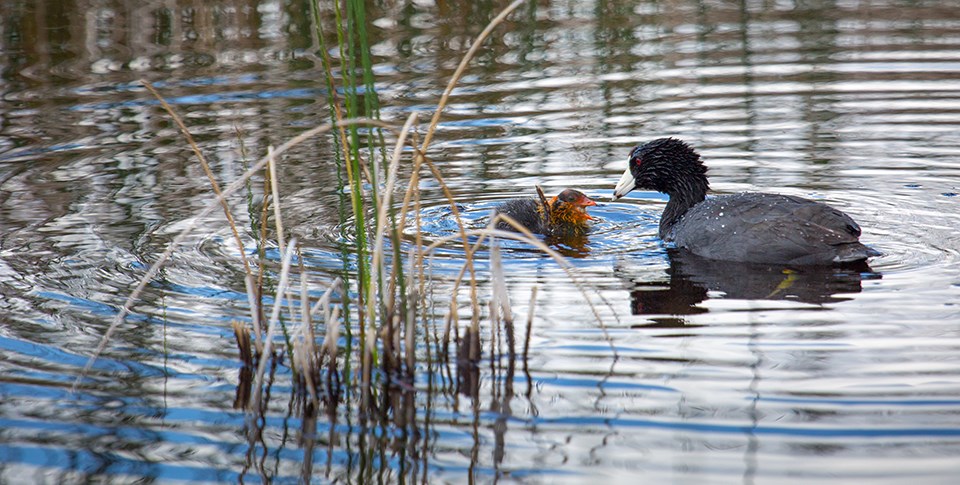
628;250;878;327
495;188;597;238
613;138;880;265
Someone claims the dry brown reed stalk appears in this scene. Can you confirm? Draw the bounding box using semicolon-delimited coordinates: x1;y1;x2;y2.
141;80;263;347
393;140;435;369
255;170;272;331
250;235;298;412
535;185;552;227
412;0;528;339
313;280;342;386
489;239;514;359
395;129;424;275
411;192;432;378
232;320;254;409
292;248;317;408
487;240;506;375
408;131;428;329
405;288;417;378
293;338;319;409
233;320;254;367
524;285;538;362
267;147;286;254
366;112;419;372
232;125;270;337
265;148;302;328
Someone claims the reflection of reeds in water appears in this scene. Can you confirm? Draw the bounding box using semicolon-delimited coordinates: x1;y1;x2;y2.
77;0;615;480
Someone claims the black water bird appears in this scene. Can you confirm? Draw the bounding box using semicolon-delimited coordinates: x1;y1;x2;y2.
612;138;879;265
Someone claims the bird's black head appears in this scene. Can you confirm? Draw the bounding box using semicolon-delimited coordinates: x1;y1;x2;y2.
613;138;708;200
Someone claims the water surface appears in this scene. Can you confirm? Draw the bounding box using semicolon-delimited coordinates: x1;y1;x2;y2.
2;0;960;483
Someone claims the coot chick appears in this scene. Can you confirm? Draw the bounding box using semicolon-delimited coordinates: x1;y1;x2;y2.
612;138;879;265
495;188;597;237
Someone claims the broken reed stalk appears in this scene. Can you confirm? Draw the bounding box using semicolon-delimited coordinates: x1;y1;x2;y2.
489;240;514;359
301;277;342;398
396;129;425;289
233;320;253;368
405;288;417;378
309;279;343;361
488;240;504;375
289;273;345;410
294;250;317;408
250;235;299;412
295;338;320;410
524;285;538;362
535;185;552;227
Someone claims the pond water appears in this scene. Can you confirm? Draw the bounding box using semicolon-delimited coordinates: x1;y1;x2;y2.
2;0;960;483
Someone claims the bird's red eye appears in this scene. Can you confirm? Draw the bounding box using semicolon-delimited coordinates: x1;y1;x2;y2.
629;147;645;167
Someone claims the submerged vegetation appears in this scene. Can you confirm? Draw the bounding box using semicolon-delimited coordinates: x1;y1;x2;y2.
75;0;612;481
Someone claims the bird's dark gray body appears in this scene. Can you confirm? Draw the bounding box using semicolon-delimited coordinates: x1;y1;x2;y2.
666;193;879;265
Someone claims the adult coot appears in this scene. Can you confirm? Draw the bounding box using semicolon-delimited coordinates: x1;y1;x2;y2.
495;188;597;237
612;138;879;265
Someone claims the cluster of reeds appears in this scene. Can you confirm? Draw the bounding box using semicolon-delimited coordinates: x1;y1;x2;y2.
75;0;616;480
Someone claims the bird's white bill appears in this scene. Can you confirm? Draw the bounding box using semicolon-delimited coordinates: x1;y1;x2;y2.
612;168;636;200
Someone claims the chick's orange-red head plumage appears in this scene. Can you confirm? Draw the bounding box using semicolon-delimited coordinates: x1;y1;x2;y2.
550;189;596;226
